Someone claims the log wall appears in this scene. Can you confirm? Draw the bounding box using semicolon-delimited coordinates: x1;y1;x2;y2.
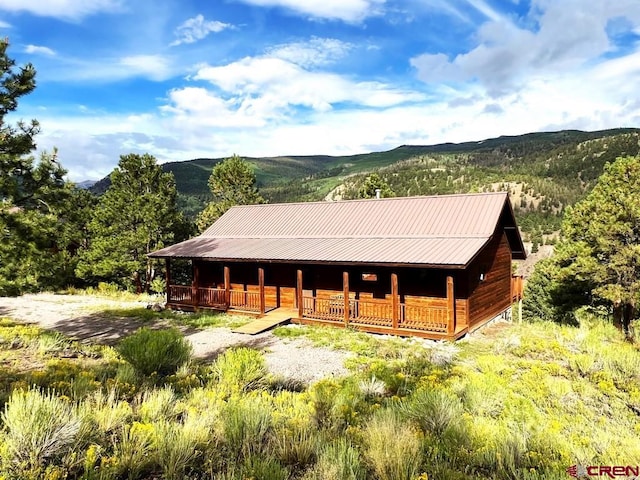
467;232;512;327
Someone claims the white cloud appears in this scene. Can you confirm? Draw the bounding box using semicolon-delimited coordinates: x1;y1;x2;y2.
0;0;122;20
24;44;56;56
267;37;352;67
411;0;640;97
190;54;423;124
39;54;176;83
119;55;172;81
0;20;11;28
238;0;385;22
170;14;233;47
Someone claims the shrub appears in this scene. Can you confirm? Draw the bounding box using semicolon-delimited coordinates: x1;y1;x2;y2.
1;388;85;478
400;387;463;435
117;327;192;377
222;394;272;459
111;422;155;479
271;423;318;469
212;347;267;393
153;417;210;480
310;437;366;480
136;386;178;423
363;409;422;480
241;455;289;480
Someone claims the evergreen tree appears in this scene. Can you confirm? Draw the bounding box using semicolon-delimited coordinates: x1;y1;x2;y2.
526;155;640;331
76;154;189;292
196;154;264;232
0;40;72;294
357;173;395;199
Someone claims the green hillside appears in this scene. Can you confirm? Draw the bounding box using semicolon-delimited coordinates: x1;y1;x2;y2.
91;128;640;232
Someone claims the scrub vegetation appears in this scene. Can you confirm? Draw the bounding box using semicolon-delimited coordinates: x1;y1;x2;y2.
0;310;639;479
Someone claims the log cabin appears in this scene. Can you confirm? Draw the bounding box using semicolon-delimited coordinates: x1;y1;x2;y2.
149;192;526;340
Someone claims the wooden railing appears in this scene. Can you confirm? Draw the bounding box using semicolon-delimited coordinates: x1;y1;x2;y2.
302;297;347;322
168;285;193;304
197;288;226;307
301;295;449;333
168;285;259;311
350;299;394;327
230;290;261;312
400;304;448;332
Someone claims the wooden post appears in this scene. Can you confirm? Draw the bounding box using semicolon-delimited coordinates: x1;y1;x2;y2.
224;266;230;309
165;258;171;305
192;261;200;310
297;269;303;318
446;275;455;335
391;272;399;329
343;271;350;326
258;267;265;315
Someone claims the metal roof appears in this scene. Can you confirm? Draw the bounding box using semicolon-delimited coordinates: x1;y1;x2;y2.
150;192;526;267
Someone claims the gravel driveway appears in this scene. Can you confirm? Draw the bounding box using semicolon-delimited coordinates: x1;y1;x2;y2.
0;293;352;384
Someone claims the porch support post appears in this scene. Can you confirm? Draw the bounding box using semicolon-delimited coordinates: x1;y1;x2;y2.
446;275;455;335
224;265;230;309
165;258;171;305
297;269;303;318
192;261;200;310
258;267;265;315
391;272;399;329
343;271;350;326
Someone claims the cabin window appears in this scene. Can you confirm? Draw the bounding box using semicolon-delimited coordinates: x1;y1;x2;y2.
362;273;377;282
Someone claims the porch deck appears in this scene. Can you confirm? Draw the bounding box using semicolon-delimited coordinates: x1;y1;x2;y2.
166;285;467;340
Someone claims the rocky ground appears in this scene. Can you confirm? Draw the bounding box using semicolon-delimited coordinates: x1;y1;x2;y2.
0;293;352;384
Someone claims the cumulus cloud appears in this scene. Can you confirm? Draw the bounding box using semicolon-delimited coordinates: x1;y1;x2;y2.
170;14;233;47
411;0;640;97
0;0;122;20
188;53;423;125
238;0;385;22
24;45;56;56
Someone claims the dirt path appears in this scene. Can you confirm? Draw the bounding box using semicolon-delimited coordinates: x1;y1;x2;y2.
0;293;351;384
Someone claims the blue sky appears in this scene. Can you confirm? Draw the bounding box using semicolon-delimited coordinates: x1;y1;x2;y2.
2;0;640;181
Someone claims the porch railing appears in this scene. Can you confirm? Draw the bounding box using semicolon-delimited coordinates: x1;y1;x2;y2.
167;285;260;312
400;304;448;333
230;290;261;312
197;287;226;307
302;295;448;333
168;285;193;304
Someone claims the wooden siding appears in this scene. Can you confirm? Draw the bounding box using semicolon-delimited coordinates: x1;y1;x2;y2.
467;232;512;326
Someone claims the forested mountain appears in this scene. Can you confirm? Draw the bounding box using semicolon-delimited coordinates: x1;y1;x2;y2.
91;128;640;241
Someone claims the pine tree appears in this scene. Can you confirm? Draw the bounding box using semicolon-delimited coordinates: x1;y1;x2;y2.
196;155;264;232
0;40;72;294
529;155;640;331
76;154;189;291
356;173;395;199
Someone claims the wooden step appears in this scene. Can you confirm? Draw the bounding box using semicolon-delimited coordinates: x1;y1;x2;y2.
231;308;297;334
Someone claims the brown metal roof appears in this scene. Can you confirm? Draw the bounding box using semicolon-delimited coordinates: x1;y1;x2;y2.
150;192;526;267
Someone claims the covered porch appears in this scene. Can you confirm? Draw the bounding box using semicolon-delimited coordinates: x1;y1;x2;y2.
163;259;471;340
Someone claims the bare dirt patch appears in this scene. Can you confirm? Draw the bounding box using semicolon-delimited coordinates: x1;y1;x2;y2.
0;293;351;384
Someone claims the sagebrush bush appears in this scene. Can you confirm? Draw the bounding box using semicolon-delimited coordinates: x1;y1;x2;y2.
309;437;366;480
363;409;422;480
400;387;463;435
1;388;86;478
222;394;272;459
153;417;210;480
271;423;317;468
137;386;178;423
117;327;192;377
212;347;267;393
